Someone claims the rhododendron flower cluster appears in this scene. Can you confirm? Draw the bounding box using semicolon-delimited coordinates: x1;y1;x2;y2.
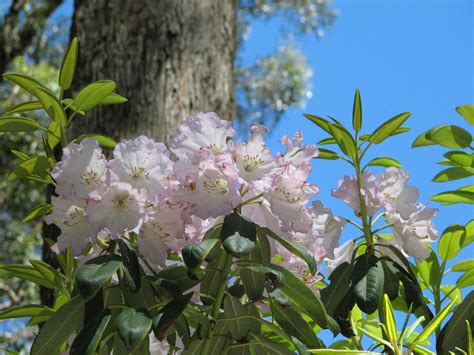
329;167;438;264
45;112;346;275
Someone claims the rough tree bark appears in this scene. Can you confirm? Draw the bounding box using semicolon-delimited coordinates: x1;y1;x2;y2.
41;0;237;306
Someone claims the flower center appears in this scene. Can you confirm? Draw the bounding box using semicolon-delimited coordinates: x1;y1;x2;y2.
130;166;150;180
81;169;100;185
207;143;221;155
203;178;229;195
64;206;86;226
275;186;301;203
243;154;263;172
112;193;131;210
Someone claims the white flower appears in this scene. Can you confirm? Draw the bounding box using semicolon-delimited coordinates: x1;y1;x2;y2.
171;112;234;160
86;182;147;238
378;168;419;218
45;196;99;256
52;138;108;199
109;136;172;197
234;124;276;183
277;131;318;167
325;239;357;275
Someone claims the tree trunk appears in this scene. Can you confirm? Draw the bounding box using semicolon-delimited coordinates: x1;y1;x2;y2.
41;0;237;306
69;0;237;142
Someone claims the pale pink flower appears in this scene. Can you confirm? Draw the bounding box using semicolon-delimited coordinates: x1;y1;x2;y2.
378;168;419;218
277;131;319;167
52;138;108;199
325;239;357;275
45;196;99;256
171;112;234;160
109;136;172;197
86;182;147;238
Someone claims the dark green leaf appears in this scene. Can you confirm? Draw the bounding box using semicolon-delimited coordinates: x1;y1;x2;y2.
23;203;52;223
70;309;111;355
456;104;474;126
352;254;384;314
182;239;220;272
380;259;401;301
367;157;402;168
75;255;123;299
438;224;466;260
315;148;339;160
426;125;472;148
118;240;141;292
74;133;118;148
240;240;265;300
6;101;43;114
115;308;152;351
221;213;257;242
223;295;249;341
154;265;200;294
0;116;42;132
59;37;78;90
200;250;227;305
222;232;255;256
369;112;411;144
352;89;362;132
31;296;85;354
320;262;352;315
152;293;192;340
73;80;117;112
0;304;54;321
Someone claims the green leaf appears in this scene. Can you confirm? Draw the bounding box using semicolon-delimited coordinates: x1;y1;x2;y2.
222;232;255;256
272;264;335;332
0;304;54;321
33;86;67;125
329;124;357;159
23;203;52;223
441;285;462;304
154;265;200;293
317;137;337;145
359;127;411;142
74;133;118;148
70;309;111;355
303;114;333;134
249;334;294;355
309;351;378;354
366;157;402;168
11;149;29;161
73;80;117;112
221;213;257;242
430;190;474;204
412;130;436;148
47;121;61;150
31;296;85;355
416;250;441;288
59;37;79;90
432;167;474;182
413;297;457;344
6;101;43;114
30;260;61;288
223;295;250;341
456;104;474;126
2;73;47;96
200;250;227;305
115;308;152;351
426;125;472;149
444;151;474;167
7;156;51;182
272;302;324;348
437;291;474;353
381;294;397;348
456;269;474;289
0;264;55;288
182;239;220;272
369;112;411;144
240;240;265;300
380;258;401;301
152;293;192;340
261;227;317;275
451;259;474;272
320;262;353;315
353;89;362;132
101;93;128;105
438;224;466;260
0;116;42;132
352;254;384;314
315;148;339;160
118;240;141;292
75;255;123;299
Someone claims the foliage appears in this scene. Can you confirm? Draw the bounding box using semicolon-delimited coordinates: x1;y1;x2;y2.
0;39;472;355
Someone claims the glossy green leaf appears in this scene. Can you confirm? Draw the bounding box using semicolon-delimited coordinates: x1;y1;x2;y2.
437;291;474;353
74;133;118;148
155;265;200;294
413;297;457;344
412;130;436;147
329;124;357;159
59;37;78;90
430;190;474;204
223;295;250;341
426;125;472;149
317;137;337;145
352;254;384;314
31;296;85;355
382;294;397;348
199;250;227;305
23;203;52;223
456;104;474;126
380;258;401;300
451;259;474;272
359;127;411;142
438;224;466;260
416;250;441;288
303;114;333;134
118;240;141;292
240;240;265;300
432;167;474;182
73;80;117;112
70;309;111;355
101;93;128;105
456;269;474;289
221;213;257;242
7;156;51;182
248;334;294;355
0;116;42;132
6;101;43;114
444;151;474;167
261;226;317;275
33;86;67;125
115;308;152;351
182;239;219;272
272;302;324;348
0;264;55;288
320;262;353;315
367;157;402;168
2;73;47;96
152;293;192;340
309;351;378;354
222;232;255;256
369;112;411;144
75;255;123;299
0;304;54;321
352;89;362;132
316;148;339;160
